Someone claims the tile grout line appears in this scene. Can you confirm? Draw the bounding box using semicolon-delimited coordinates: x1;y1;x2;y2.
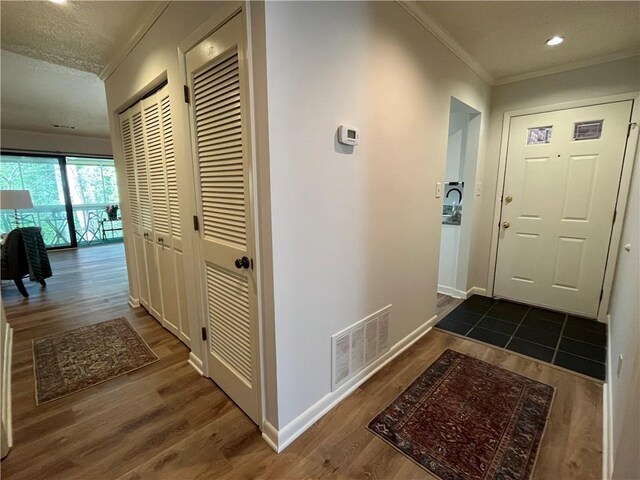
551;315;569;364
503;305;531;349
459;299;497;334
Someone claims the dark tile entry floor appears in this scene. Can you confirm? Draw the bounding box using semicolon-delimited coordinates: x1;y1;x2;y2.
435;295;606;380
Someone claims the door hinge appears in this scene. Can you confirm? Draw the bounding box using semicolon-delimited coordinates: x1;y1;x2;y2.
628;122;638;138
201;327;207;341
184;85;190;104
193;215;199;231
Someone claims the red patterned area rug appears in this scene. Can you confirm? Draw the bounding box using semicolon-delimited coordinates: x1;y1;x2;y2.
33;317;158;405
368;349;554;480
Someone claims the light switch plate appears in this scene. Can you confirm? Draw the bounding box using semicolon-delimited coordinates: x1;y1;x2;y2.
436;182;443;198
475;182;482;197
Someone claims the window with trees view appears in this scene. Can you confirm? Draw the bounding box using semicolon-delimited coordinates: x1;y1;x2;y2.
0;154;122;248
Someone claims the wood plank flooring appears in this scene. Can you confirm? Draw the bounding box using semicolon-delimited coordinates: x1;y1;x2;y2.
1;244;602;479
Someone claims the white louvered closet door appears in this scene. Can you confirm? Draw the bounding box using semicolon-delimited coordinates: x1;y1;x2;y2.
186;11;259;423
159;89;190;343
120;103;150;310
141;86;189;344
139;96;162;320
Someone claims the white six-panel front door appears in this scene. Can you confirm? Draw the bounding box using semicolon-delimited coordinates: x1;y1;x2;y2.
494;101;632;317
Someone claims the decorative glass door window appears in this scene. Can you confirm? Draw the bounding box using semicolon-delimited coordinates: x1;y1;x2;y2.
527;126;553;145
574;120;603;141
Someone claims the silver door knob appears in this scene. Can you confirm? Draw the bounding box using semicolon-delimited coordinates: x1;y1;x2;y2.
505;195;513;204
503;222;511;229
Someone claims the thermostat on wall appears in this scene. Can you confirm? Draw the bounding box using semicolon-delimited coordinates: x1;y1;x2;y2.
338;125;359;146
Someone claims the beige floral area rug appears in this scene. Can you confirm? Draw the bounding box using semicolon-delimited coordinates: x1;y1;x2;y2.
33;317;158;405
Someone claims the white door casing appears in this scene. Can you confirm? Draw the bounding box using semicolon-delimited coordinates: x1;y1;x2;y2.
186;10;260;423
494;101;632;317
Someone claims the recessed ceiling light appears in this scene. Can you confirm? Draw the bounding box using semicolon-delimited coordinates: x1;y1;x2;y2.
49;0;66;4
546;36;564;46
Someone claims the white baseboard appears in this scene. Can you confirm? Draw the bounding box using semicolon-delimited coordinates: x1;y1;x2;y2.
437;285;467;299
261;420;279;452
268;314;440;453
604;315;613;480
187;352;204;376
128;295;140;308
437;286;488;299
467;287;487;297
2;322;14;453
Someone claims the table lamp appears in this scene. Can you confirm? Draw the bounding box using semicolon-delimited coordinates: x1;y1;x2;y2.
0;190;34;228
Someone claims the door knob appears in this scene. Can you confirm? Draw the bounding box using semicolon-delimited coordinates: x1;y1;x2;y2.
505;195;513;204
235;256;250;269
503;222;511;229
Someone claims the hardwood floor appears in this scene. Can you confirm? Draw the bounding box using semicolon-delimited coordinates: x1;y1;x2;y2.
1;244;602;479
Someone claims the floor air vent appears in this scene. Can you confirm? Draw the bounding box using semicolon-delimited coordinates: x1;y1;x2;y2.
331;305;391;391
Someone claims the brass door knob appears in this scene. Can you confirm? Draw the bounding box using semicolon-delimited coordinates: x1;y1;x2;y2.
503;222;511;229
505;195;513;204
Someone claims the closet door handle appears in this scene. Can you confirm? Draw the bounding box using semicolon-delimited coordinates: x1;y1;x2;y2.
235;256;250;269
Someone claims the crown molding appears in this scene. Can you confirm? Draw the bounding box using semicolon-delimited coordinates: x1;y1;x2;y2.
98;1;170;82
396;0;495;85
493;50;640;86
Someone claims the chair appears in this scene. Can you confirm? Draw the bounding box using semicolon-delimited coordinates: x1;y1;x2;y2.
1;228;52;297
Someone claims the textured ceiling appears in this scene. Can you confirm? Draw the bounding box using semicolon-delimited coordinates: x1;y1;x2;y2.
0;1;160;74
415;1;640;82
1;51;110;137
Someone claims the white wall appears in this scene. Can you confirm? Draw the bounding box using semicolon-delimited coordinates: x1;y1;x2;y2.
445;112;468;182
471;56;640;290
264;1;490;429
607;141;639;480
1;128;112;156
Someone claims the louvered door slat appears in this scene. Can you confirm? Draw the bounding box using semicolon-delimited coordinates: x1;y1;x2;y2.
196;113;242;133
195;96;241;120
193;54;246;249
161;95;181;241
206;263;252;384
120;117;140;226
144;103;170;236
132;112;152;230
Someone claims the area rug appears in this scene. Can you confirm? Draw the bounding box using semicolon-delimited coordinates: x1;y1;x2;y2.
368;349;554;480
33;317;158;405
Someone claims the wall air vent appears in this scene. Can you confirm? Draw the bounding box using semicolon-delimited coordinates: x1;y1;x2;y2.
331;305;391;391
50;124;76;130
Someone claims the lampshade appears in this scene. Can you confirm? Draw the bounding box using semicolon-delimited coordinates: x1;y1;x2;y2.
0;190;34;210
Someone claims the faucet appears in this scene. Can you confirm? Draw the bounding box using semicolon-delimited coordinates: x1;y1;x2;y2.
446;188;462;204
